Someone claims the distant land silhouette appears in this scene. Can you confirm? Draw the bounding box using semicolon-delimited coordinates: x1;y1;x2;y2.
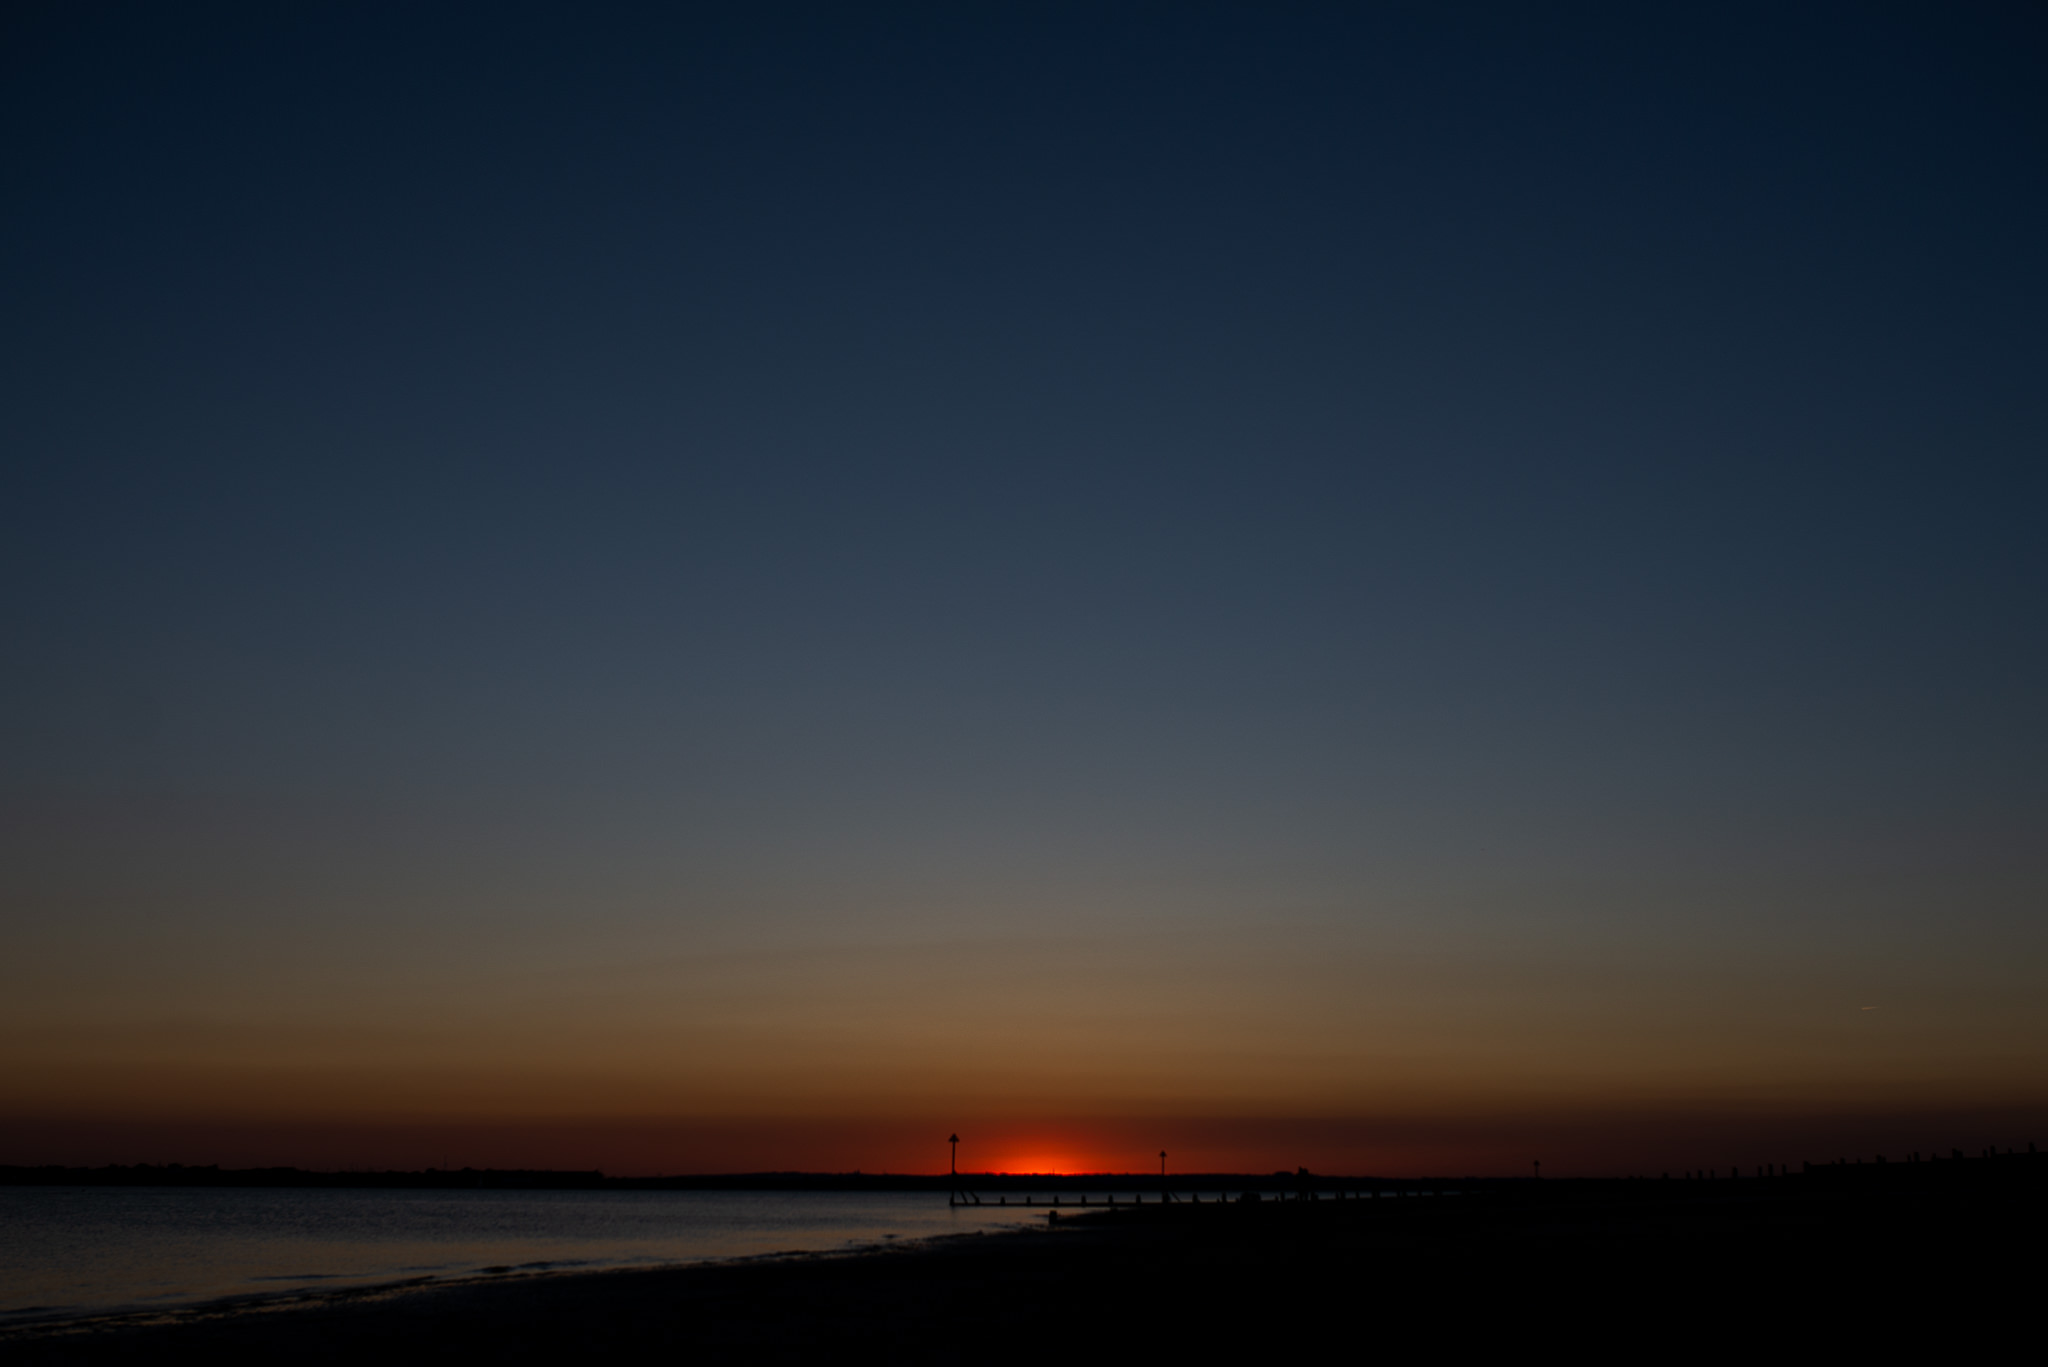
4;1141;2036;1191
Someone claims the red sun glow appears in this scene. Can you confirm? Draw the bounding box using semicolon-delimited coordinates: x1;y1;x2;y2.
985;1155;1073;1176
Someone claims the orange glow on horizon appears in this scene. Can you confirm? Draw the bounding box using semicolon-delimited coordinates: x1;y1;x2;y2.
967;1138;1178;1176
982;1155;1077;1177
11;1106;2048;1178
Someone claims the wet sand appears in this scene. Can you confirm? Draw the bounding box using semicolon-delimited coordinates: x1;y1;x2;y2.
4;1172;2034;1362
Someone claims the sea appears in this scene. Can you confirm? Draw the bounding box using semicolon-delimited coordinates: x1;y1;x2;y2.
0;1186;1040;1325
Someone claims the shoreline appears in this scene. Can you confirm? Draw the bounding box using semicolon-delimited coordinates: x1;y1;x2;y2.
4;1174;2038;1361
1;1232;987;1336
1;1217;1030;1341
2;1218;1091;1362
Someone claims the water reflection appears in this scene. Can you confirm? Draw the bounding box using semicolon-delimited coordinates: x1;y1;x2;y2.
0;1187;1031;1322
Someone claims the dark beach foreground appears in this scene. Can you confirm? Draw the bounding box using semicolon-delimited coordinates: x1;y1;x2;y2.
5;1159;2036;1364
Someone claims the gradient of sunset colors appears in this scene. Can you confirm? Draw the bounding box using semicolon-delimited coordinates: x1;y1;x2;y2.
4;3;2045;1176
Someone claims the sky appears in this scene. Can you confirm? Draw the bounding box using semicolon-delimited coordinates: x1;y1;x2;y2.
3;2;2045;1177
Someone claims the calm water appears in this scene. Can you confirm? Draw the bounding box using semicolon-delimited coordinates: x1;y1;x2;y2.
0;1186;1036;1323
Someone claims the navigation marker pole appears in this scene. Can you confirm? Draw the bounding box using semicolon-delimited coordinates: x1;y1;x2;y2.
949;1134;979;1208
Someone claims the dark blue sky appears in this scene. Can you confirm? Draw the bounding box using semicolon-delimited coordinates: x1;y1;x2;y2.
3;3;2044;1170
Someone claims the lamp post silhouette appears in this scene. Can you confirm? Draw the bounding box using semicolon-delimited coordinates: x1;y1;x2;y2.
949;1134;959;1178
